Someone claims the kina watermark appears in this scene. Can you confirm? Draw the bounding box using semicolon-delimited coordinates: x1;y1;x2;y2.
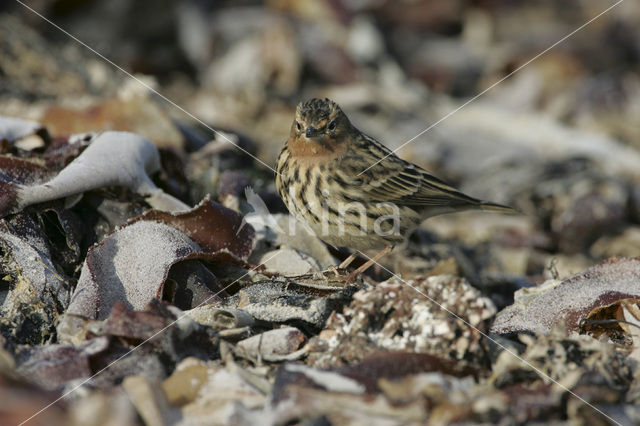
238;187;402;240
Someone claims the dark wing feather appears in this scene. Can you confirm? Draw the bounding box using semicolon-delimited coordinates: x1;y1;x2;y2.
341;133;484;210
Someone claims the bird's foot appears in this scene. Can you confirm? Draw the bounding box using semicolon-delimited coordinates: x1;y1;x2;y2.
345;270;361;284
326;264;345;277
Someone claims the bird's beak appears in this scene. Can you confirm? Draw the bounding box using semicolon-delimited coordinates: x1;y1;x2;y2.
305;127;320;139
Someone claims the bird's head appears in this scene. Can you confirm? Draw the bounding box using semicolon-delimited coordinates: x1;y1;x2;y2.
291;98;351;142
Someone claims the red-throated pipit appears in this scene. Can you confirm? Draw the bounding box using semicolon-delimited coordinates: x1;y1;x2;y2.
276;98;516;280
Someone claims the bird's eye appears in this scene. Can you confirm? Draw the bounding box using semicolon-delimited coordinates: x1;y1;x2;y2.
327;120;336;131
296;121;302;131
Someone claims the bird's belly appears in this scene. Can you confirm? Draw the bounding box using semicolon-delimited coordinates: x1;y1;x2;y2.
276;158;417;250
307;222;394;251
294;201;411;251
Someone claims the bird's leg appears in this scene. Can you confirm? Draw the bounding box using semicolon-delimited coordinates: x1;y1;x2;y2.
346;245;393;282
323;252;359;277
338;252;359;269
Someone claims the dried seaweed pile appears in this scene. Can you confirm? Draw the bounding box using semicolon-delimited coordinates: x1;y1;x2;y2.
1;1;640;425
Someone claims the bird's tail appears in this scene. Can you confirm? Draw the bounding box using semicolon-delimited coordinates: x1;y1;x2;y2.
479;201;520;214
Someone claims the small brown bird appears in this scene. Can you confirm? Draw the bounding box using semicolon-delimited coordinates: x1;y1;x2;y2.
276;98;516;279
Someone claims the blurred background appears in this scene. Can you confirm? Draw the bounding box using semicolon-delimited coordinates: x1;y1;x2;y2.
1;0;640;283
3;3;640;423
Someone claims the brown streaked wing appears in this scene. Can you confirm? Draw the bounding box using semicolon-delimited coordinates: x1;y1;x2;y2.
345;134;482;208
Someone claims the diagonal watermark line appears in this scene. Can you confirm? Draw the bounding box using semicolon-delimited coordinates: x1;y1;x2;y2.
14;0;279;175
18;250;284;425
355;250;623;426
358;0;625;176
12;0;626;422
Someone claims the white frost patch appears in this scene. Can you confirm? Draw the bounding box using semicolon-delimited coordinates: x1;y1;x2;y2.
492;258;640;334
14;131;189;215
0;115;43;143
285;364;366;394
66;221;201;320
